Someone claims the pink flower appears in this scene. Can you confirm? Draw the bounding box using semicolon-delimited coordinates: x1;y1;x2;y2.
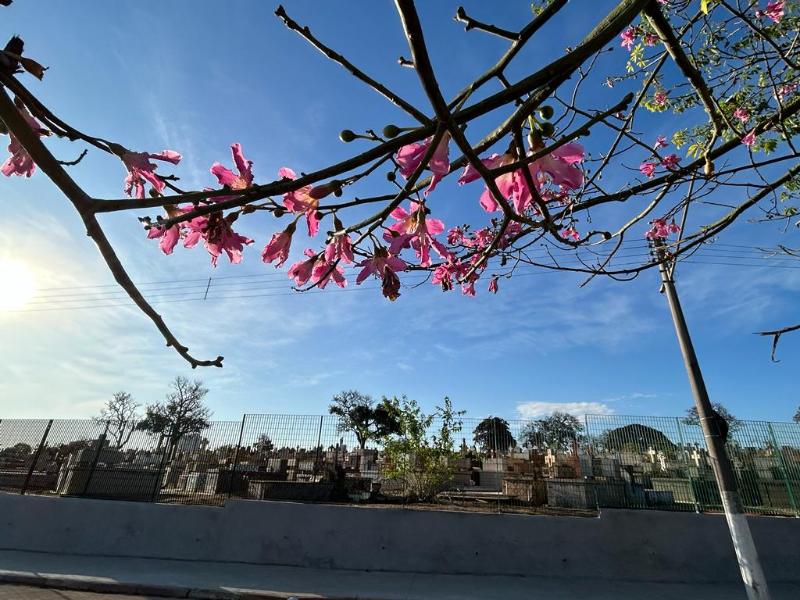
620;27;636;50
148;223;181;255
777;82;797;100
311;257;346;289
478;161;518;213
530;143;585;191
122;149;181;199
464;144;584;216
211;143;253;191
288;250;317;287
733;108;750;123
654;135;668;149
661;154;681;170
1;106;48;178
463;227;495;249
639;161;656;178
561;227;580;241
261;222;295;267
644;33;659;46
146;205;199;255
279;167;334;237
514;143;586;213
356;247;406;300
324;233;354;264
457;153;506;185
395;133;450;194
432;257;481;294
654;91;668;108
645;218;680;240
488;276;499;294
763;1;785;23
383;201;449;266
446;227;464;245
184;213;253;267
742;130;757;147
432;261;457;291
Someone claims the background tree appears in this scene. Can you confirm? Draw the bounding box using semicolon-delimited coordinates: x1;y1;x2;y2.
473;416;516;454
136;376;212;455
0;442;32;460
521;412;583;451
95;391;140;448
382;396;464;501
328;390;401;449
598;423;676;453
794;407;799;423
254;434;275;456
683;403;742;434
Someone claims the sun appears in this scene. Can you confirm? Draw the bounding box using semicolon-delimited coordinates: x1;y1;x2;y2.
0;258;37;311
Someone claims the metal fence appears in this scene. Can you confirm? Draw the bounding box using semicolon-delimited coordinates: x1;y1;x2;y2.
584;415;800;517
0;413;798;516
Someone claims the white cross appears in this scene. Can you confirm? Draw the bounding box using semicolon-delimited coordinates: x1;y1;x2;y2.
646;446;657;463
690;448;702;467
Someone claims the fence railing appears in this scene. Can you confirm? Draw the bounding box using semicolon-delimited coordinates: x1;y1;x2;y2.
0;413;798;516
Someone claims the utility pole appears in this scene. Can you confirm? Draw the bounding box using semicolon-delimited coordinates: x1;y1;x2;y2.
652;238;770;600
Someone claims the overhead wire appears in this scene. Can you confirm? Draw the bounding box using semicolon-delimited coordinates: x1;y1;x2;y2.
5;243;799;313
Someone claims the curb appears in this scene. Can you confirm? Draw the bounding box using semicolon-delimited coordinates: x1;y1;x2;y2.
0;571;365;600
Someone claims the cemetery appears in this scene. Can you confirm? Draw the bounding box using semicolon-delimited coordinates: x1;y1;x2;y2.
1;415;798;517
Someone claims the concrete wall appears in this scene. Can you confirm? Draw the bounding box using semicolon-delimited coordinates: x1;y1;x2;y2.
1;492;798;583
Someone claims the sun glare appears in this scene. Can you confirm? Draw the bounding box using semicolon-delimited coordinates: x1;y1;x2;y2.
0;259;36;311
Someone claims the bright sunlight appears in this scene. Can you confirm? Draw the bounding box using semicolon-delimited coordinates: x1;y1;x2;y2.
0;258;36;311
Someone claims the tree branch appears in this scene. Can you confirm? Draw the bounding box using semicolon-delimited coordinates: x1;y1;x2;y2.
275;5;430;125
758;323;800;362
0;86;223;369
454;6;518;41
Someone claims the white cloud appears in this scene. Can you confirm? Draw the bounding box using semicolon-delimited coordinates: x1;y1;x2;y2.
516;401;614;419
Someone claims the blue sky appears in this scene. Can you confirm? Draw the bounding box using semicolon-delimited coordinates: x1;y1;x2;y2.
0;1;798;423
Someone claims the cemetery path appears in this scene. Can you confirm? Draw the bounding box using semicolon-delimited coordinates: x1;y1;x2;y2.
1;550;799;600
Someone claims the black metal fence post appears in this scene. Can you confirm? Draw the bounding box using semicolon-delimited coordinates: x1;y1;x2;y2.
21;419;53;495
150;429;171;503
313;415;323;479
228;415;247;499
82;421;110;496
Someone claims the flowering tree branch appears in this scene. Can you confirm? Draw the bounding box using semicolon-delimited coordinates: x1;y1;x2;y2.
1;0;799;365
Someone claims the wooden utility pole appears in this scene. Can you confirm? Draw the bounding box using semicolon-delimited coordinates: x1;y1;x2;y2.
653;238;770;600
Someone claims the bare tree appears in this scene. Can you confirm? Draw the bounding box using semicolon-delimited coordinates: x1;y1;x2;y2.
136;377;212;455
95;391;141;449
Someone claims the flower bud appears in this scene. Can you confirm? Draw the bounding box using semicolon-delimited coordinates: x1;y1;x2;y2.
386;171;396;182
539;122;555;137
538;105;554;120
339;129;357;143
382;124;401;138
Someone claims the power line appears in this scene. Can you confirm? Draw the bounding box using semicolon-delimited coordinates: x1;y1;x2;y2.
24;243;796;302
7;253;800;314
